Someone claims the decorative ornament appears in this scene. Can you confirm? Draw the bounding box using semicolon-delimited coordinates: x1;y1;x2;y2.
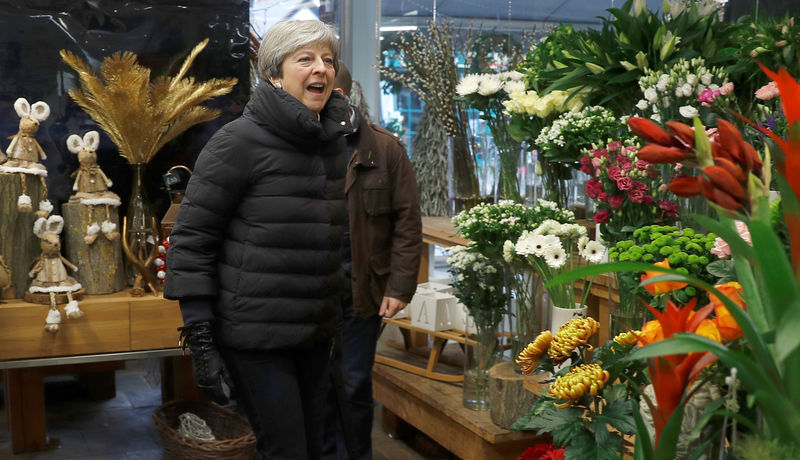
155;238;168;285
27;215;83;333
0;98;53;217
67;130;122;245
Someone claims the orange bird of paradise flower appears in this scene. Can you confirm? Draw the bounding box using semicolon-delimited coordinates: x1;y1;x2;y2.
640;258;688;295
639;298;718;448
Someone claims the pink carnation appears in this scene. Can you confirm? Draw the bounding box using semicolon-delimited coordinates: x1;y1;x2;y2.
658;200;679;218
608;195;625;210
616;176;634;190
627;187;648;203
617;156;633;171
711;220;752;258
608;165;622;182
720;82;734;96
607;141;623;152
697;88;715;103
755;81;780;101
586;178;604;199
593;210;610;224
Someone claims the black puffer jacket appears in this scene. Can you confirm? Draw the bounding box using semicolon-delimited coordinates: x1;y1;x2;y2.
164;82;351;351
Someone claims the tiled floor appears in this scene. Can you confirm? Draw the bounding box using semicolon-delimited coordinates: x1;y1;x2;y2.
0;359;448;460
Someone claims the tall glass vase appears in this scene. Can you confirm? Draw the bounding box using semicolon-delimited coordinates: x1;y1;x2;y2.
507;270;545;369
447;134;480;215
609;273;647;337
463;322;500;411
125;162;156;284
538;156;574;209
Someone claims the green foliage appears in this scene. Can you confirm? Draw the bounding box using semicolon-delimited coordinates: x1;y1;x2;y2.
608;225;719;308
734;434;800;460
445;245;508;328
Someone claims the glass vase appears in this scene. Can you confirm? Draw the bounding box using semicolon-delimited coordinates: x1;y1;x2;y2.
463;322;500;411
447;135;480;216
538;156;574;209
125;162;157;283
609;273;647;337
507;271;546;371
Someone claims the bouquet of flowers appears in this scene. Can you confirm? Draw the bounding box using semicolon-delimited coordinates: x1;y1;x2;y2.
452;199;574;260
457;71;526;200
635;56;732;125
535;105;625;166
504;220;606;311
580;140;679;244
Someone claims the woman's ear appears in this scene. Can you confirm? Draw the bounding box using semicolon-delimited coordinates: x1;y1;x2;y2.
270;79;283;89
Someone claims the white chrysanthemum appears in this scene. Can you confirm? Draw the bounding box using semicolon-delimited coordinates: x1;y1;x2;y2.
478;75;504;96
533;219;560;236
503;240;516;263
456;74;481;96
577;236;590;253
503;79;526;94
679;105;699;119
543;245;567;269
503;70;525;81
581;240;607;264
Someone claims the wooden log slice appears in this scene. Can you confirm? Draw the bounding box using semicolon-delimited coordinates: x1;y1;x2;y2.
0;173;45;299
62;202;126;294
488;361;549;430
24;288;84;305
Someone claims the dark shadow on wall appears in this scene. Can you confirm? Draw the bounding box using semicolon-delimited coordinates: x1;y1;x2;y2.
0;0;250;222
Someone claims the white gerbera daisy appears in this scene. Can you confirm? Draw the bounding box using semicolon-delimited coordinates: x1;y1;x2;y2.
581;240;607;264
543;245;567;269
503;240;516;262
515;234;547;257
577;236;590;253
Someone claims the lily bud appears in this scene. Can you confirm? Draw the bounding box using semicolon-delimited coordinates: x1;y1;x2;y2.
620;60;637;71
638;144;689;163
666;121;695;147
635;51;648;70
668;176;702;197
586;62;604;75
628;117;682;146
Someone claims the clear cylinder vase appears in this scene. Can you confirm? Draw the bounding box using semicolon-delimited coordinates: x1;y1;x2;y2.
125;163;156;285
538;156;574;209
463;323;500;411
507;271;546;372
447;134;480;216
609;273;647;337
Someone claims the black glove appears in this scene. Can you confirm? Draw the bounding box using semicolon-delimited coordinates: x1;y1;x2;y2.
178;321;234;405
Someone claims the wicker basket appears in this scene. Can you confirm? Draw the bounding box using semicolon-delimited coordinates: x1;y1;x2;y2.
153;400;256;459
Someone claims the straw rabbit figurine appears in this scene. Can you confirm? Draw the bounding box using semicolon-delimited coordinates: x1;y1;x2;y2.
67;131;121;244
0;98;54;217
29;215;83;333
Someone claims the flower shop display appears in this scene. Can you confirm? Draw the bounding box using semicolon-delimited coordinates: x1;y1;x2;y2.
446;244;508;410
60;39;237;292
635;56;732;125
512;317;648;459
452;199;575;361
581;139;679;244
548;58;800;459
504;219;608;350
457;71;526;201
607;224;718;335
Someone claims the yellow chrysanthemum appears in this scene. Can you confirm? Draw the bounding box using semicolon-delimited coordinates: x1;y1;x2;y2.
548;317;600;362
613;330;640;347
515;330;553;375
549;363;610;408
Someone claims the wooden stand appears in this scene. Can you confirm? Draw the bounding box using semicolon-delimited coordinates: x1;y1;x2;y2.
488;361;547;429
0;172;45;299
374;363;548;459
62;202;126;294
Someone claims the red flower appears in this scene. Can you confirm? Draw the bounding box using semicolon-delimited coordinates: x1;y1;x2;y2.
586;178;604;198
658;201;679;218
616;176;634;191
635;159;650;170
519;443;557;460
593;210;611;224
541;448;566;460
608;195;625;210
607;165;622;181
618;155;633;171
628;187;648;203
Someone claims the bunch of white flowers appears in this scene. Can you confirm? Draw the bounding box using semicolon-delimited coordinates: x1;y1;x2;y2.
502;88;589;119
446;244;508;326
636;57;730;123
534;105;622;156
456;71;525;98
504;220;606;309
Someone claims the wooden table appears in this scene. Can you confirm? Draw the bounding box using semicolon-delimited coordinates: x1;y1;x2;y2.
374;363;548;460
0;291;186;453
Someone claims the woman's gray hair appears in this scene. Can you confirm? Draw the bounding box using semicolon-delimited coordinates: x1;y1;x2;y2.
257;20;339;80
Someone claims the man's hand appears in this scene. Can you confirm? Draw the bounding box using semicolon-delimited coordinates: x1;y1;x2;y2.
378;296;408;318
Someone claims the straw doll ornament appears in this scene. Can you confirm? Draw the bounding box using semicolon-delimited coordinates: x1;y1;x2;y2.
67;131;121;244
0;98;54;217
28;215;83;333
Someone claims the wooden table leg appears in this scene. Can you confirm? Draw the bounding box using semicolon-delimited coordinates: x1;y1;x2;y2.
3;368;58;453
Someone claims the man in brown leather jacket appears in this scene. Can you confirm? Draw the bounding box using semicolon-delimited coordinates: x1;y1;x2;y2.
323;62;422;460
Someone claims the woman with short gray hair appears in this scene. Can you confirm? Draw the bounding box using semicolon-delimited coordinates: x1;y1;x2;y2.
166;19;351;459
